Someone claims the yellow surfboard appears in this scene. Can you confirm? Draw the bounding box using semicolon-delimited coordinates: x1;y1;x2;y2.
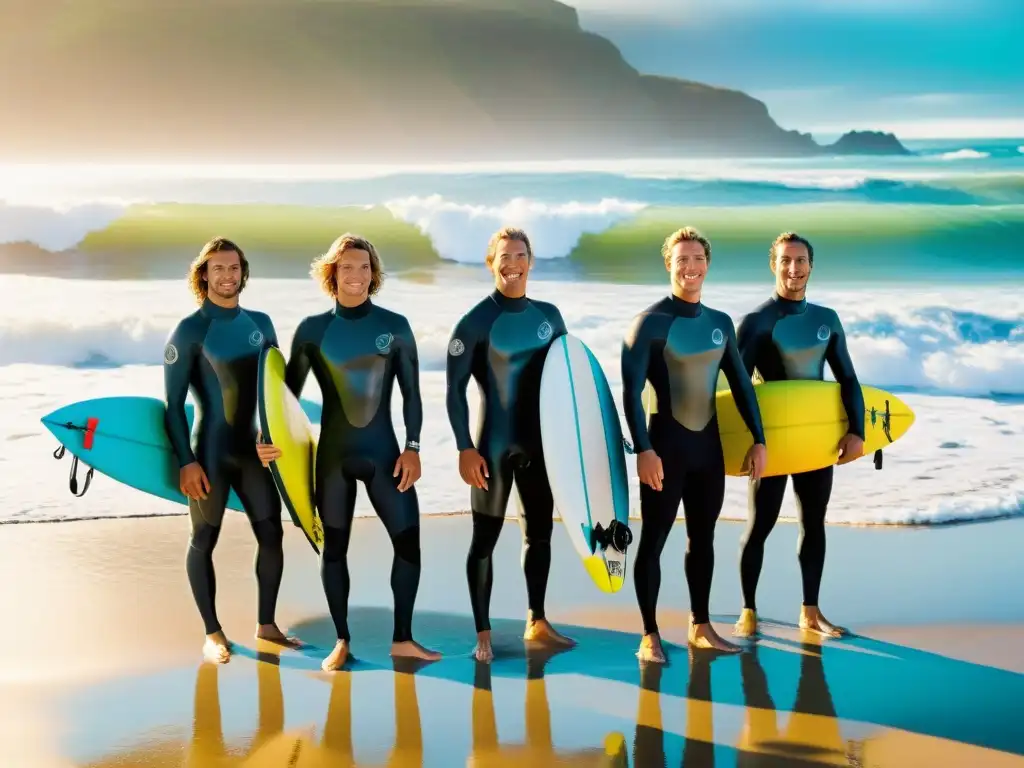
643;379;915;478
257;346;324;553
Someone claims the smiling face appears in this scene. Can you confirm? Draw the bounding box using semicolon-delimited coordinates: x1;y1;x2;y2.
668;239;709;301
204;249;243;305
772;240;812;299
334;248;372;304
489;236;532;298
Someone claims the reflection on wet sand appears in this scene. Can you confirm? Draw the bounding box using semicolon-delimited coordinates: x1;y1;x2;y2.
468;647;627;767
78;646;627;767
633;640;852;767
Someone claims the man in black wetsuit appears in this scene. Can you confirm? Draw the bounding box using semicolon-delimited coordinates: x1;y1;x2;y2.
445;226;576;663
163;236;300;664
621;227;768;661
733;232;865;640
256;233;440;671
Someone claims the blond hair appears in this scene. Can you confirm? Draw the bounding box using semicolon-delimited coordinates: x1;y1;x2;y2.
310;233;385;298
661;226;711;265
485;226;533;267
187;237;249;305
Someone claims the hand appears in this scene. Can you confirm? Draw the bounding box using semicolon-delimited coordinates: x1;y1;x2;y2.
180;462;210;501
636;450;664;491
458;448;489;490
393;449;422;492
741;442;767;481
255;430;282;467
836;433;865;465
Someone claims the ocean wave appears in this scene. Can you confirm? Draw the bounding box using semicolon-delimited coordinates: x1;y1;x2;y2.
2;282;1021;398
0;200;127;251
383;195;646;262
936;149;991;161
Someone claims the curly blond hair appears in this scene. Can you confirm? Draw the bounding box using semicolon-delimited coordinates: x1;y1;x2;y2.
187;237;249;305
310;233;385;298
485;226;533;267
661;226;711;265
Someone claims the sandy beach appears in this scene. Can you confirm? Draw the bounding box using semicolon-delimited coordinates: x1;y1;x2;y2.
1;512;1022;767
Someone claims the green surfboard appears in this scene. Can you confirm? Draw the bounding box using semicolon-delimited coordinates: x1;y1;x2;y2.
257;346;323;553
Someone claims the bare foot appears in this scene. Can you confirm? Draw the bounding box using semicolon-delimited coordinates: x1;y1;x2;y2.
203;631;232;664
523;618;576;648
322;640;350;671
733;608;759;638
689;621;742;653
256;623;303;649
636;632;667;664
799;606;845;638
473;631;494;662
391;640;442;661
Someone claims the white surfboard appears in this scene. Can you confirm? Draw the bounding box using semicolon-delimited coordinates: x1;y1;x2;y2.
538;333;633;593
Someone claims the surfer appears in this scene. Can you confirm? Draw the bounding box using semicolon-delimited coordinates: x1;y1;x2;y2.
255;233;440;671
621;226;767;661
163;236;300;664
733;232;865;639
445;226;576;663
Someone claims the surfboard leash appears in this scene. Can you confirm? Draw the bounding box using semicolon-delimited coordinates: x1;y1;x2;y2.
50;418;99;497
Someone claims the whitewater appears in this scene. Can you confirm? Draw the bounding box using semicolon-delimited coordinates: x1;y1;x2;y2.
1;272;1021;529
1;141;1021;528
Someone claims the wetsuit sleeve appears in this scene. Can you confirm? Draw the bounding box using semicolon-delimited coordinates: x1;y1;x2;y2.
735;310;764;378
825;313;866;439
284;318;314;398
162;319;200;468
720;318;767;445
445;312;480;452
393;316;423;450
620;313;655;453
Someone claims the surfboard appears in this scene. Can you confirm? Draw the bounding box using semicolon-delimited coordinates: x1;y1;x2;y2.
642;379;915;477
257;346;324;553
538;333;633;594
40;394;323;528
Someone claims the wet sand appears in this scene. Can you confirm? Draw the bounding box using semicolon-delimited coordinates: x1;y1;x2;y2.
1;513;1023;767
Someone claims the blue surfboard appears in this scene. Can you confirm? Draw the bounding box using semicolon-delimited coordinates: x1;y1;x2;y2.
40;396;323;514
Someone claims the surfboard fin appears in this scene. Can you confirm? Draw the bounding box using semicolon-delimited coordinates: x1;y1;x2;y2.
874;449;883;470
591;519;633;555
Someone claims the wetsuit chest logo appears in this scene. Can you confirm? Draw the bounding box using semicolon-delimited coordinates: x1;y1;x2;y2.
164;343;178;364
249;330;264;347
448;338;465;356
816;325;831;342
537;321;552;341
375;333;393;354
711;328;724;346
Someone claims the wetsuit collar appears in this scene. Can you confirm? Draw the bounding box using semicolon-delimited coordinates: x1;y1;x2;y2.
490;288;528;313
200;298;241;320
334;298;372;319
772;291;807;315
669;294;702;318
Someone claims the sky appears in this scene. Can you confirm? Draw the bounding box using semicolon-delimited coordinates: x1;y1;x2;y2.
569;0;1024;140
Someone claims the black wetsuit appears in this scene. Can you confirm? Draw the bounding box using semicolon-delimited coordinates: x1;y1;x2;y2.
621;296;765;631
445;289;567;634
163;298;284;636
285;298;423;644
736;292;865;610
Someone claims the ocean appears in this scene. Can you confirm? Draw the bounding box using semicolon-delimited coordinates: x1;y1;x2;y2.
1;138;1021;528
